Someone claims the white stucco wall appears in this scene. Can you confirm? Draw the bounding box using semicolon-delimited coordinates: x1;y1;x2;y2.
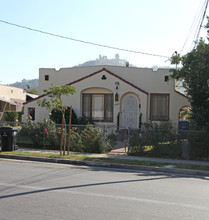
23;65;190;128
0;84;26;100
39;66;173;95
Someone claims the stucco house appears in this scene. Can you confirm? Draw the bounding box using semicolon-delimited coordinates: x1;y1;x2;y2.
0;84;27;120
22;65;190;129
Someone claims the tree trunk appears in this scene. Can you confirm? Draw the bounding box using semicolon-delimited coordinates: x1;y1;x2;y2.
67;106;72;155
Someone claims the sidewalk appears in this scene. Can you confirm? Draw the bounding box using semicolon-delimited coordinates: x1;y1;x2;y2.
17;146;209;166
1;147;209;177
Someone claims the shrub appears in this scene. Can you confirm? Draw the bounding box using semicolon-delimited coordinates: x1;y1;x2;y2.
129;121;179;158
4;111;19;122
80;124;104;153
77;117;94;125
50;107;78;124
19;118;62;148
188;131;209;159
69;127;83;152
129;133;146;154
18;112;23;122
19;119;45;147
44;120;63;150
107;133;117;147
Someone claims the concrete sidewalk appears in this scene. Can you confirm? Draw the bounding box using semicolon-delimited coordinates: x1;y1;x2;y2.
17;147;209;166
1;147;209;177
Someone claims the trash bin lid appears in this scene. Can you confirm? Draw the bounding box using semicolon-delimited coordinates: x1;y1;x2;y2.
0;126;19;131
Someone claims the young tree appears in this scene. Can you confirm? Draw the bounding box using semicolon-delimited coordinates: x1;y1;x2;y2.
170;17;209;129
38;84;76;154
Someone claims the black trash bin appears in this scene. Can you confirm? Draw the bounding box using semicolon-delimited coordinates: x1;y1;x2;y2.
0;126;19;151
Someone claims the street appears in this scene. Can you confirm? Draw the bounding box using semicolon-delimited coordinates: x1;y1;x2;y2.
0;159;209;220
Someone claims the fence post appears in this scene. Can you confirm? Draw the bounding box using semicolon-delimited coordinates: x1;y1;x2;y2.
103;125;106;152
127;127;130;153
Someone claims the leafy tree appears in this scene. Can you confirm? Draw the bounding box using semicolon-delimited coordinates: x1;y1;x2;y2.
170;17;209;129
26;88;39;95
37;84;76;154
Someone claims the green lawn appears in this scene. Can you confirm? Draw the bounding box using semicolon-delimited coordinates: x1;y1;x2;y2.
1;150;209;172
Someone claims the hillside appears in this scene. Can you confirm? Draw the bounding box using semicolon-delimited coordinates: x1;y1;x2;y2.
9;54;132;89
76;54;134;67
9;79;39;89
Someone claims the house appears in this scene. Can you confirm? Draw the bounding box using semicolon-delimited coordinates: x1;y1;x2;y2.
22;65;190;129
0;84;27;120
0;84;38;121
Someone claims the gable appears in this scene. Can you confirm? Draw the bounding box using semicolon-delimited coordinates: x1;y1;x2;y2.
66;68;148;95
24;67;148;105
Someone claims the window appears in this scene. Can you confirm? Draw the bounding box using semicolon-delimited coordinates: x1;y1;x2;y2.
150;94;169;121
45;75;49;81
82;94;113;122
164;76;169;82
28;107;35;120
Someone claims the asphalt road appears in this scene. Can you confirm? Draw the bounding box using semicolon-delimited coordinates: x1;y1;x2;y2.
1;159;209;220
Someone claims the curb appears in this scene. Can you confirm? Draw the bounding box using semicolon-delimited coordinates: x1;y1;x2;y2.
1;154;209;177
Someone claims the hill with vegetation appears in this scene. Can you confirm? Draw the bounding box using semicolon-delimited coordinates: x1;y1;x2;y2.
76;54;134;67
9;54;132;89
9;78;39;89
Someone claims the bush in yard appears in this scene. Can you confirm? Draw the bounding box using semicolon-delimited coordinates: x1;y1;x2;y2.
129;121;178;158
44;119;63;150
80;124;104;153
4;111;19;122
19;118;62;148
188;131;209;160
129;133;146;154
50;107;78;125
77;117;94;125
69;127;83;152
18;112;23;122
19;119;45;147
107;133;117;148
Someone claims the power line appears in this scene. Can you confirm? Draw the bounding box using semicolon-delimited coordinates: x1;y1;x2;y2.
180;0;209;54
180;0;205;54
0;19;170;59
193;0;209;47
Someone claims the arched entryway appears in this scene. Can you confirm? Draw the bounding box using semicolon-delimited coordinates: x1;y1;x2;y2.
122;94;139;128
179;106;191;121
178;106;191;130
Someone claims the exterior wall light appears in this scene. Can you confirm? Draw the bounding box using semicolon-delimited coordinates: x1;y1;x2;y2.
115;82;120;102
115;82;120;90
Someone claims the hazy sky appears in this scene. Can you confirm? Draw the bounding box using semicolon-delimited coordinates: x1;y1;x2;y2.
1;0;208;84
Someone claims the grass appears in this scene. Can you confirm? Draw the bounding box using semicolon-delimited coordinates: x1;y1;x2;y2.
0;150;167;167
1;150;209;172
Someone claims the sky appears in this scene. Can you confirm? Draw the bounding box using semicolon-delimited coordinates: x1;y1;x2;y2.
1;0;209;84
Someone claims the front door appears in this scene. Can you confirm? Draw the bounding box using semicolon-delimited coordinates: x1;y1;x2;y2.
122;94;138;128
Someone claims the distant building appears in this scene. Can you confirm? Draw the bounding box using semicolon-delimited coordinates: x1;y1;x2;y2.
0;84;37;121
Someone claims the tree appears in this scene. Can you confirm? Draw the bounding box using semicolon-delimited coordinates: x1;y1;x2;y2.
38;84;76;154
171;17;209;129
26;88;39;95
